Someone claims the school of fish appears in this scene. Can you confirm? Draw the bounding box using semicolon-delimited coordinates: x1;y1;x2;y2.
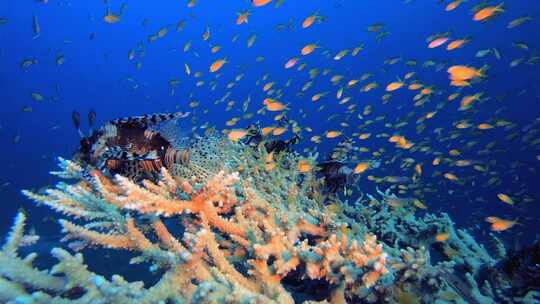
3;0;540;241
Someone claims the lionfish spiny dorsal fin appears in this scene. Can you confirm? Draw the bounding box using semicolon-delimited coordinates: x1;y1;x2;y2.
110;112;190;128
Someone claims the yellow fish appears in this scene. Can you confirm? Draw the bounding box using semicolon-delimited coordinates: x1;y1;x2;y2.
497;193;514;205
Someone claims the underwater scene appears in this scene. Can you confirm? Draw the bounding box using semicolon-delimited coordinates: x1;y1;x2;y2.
1;0;540;303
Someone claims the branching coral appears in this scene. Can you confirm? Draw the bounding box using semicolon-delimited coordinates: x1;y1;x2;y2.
7;156;389;303
339;186;521;303
2;137;518;303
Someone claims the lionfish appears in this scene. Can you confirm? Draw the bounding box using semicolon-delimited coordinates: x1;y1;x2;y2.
71;110;191;181
316;137;380;194
316;138;359;193
240;117;301;154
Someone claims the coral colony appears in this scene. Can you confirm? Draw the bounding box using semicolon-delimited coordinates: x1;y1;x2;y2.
1;113;538;303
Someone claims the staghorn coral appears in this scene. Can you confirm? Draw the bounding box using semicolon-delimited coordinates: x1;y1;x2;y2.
339;186;520;303
2;133;519;303
9;151;389;303
0;212;269;304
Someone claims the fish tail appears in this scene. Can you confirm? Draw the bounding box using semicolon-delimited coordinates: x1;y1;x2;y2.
479;64;490;77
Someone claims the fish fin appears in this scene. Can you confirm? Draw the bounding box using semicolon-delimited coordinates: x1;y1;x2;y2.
102;146;159;161
111;112;190;128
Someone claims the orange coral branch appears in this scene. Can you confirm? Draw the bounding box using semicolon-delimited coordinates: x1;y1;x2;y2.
60;219;135;250
151;219;187;253
126;218;157;251
197;228;259;293
24;159;390;302
110;171;247;238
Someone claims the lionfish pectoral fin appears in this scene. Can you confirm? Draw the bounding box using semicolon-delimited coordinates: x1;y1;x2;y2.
96;148;159;173
103;147;159;161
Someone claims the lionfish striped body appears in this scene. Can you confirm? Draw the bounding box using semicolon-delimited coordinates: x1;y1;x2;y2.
75;112;191;181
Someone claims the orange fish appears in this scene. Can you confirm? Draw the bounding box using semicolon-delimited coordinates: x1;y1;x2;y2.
263;82;274;92
445;0;463;11
353;162;370;174
485;217;517;232
348;79;360;87
301;43;317;55
272;127;287;136
202;26;210;41
420;87;433;95
252;0;272;7
447;65;484;81
302;13;320;29
448;92;460;101
211;45;221;53
209;59;226;73
228;129;247;141
435;233;450;242
473;4;504;22
236;11;250;25
104;14;119;24
261;127;274;136
415;164;422;175
408;83;423;90
326;130;342;138
425;111;436;119
389;135;413;149
284;57;299;69
447;39;468;51
455;160;474;167
297;160;312;173
477;123;494;130
428;36;450;49
459;93;483;110
358;133;371;140
311;92;327;102
386;81;404;92
361;82;378;92
444;173;458;181
265;100;286;111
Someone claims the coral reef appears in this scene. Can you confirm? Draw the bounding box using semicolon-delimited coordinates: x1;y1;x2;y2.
1;135;536;303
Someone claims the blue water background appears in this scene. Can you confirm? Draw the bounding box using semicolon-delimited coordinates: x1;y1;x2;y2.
1;0;539;247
